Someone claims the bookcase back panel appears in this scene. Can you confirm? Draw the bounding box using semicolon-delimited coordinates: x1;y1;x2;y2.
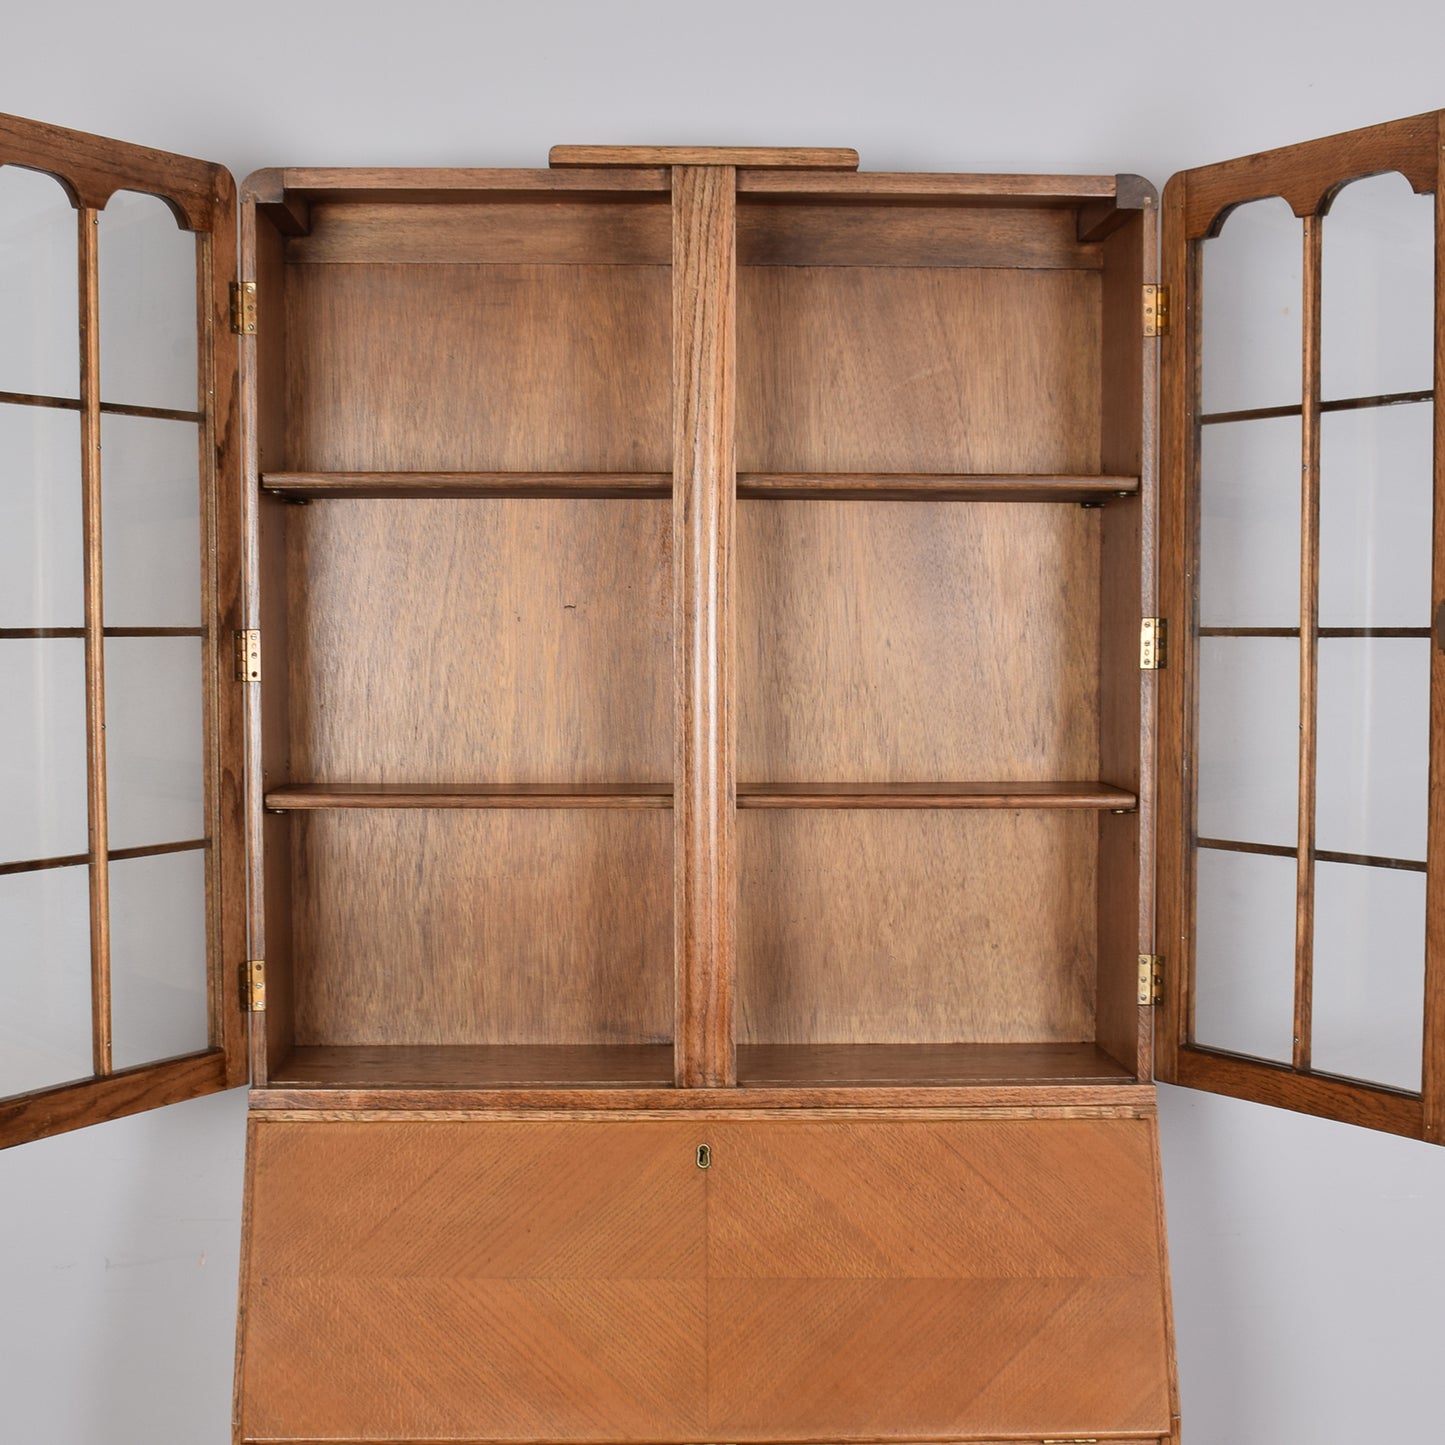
737;266;1102;474
737;501;1100;781
287;498;671;783
284;262;670;471
738;810;1097;1045
290;810;673;1046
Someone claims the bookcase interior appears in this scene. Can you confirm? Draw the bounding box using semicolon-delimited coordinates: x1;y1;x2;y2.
250;180;1150;1094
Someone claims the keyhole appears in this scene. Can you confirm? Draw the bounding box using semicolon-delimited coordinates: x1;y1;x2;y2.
696;1143;711;1169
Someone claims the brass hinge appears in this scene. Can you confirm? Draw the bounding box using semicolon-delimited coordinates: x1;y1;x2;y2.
230;280;257;335
242;959;267;1012
1143;282;1170;336
1140;616;1167;670
1138;953;1164;1006
235;628;261;682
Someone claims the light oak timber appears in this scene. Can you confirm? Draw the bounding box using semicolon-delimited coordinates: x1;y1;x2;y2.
251;1101;1161;1122
0;1052;230;1149
737;1042;1135;1087
672;165;736;1089
1427;112;1445;1142
738;171;1119;202
738;268;1102;473
705;1117;1172;1440
250;165;671;202
738;781;1136;809
267;782;672;809
78;205;112;1078
285;263;670;473
552;145;859;169
736;201;1104;269
271;1044;676;1089
263;468;1140;501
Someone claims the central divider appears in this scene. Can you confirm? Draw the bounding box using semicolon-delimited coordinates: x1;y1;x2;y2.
672;164;738;1089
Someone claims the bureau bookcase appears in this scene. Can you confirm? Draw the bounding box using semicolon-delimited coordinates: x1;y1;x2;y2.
2;110;1442;1445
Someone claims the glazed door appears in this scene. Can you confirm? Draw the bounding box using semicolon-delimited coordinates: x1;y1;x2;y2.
1157;110;1445;1142
705;1117;1174;1441
0;113;247;1147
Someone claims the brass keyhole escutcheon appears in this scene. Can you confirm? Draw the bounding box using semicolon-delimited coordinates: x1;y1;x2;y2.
696;1143;711;1169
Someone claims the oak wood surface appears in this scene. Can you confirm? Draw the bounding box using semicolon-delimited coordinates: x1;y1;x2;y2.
705;1117;1172;1440
239;1119;708;1442
271;1044;676;1088
1095;206;1154;1077
738;267;1102;474
285;262;669;472
736;1042;1135;1087
287;499;671;784
291;810;672;1047
738;810;1097;1045
738;781;1134;809
736;171;1118;201
1427;114;1445;1142
736;200;1102;269
552;145;858;170
672;166;736;1089
738;501;1100;781
262;468;1139;500
267;783;672;809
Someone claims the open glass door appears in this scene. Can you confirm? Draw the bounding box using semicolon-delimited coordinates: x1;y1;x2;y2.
0;114;246;1146
1157;111;1444;1142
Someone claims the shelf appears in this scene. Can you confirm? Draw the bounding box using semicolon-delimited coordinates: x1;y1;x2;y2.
265;783;672;810
737;1043;1136;1088
269;1044;675;1090
261;471;1139;502
266;781;1136;812
739;782;1137;810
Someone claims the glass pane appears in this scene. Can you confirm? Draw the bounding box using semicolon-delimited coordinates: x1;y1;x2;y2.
0;639;87;866
1196;637;1299;847
1198;415;1301;628
1200;197;1302;416
1193;847;1296;1063
1316;638;1428;862
104;636;204;851
1322;172;1434;402
1319;402;1433;630
0;165;79;399
98;190;198;412
0;404;82;628
1312;861;1425;1092
0;865;92;1095
110;849;209;1071
101;414;201;627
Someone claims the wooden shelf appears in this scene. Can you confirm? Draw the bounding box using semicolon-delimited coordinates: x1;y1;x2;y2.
265;783;672;809
264;1043;1135;1091
269;1044;675;1090
267;781;1136;811
261;470;1139;502
737;1043;1136;1088
739;782;1138;810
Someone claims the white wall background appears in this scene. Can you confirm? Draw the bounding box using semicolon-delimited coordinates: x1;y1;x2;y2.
2;2;1444;1441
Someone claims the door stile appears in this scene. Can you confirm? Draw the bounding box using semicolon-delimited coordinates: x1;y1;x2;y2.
1153;171;1195;1086
1291;215;1324;1073
1425;110;1445;1142
672;164;738;1089
77;203;113;1078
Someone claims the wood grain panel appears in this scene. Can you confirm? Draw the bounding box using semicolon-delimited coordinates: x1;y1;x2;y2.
270;1044;676;1089
705;1118;1171;1441
736;1042;1134;1087
291;810;672;1046
738;267;1102;473
288;499;670;783
737;202;1101;269
737;810;1097;1045
672;165;736;1089
738;501;1100;781
285;263;669;472
238;1119;707;1442
551;145;858;170
287;199;671;265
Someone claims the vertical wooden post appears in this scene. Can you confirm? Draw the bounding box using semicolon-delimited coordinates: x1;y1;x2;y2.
79;205;112;1077
1292;215;1323;1074
1423;115;1445;1141
672;165;736;1089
